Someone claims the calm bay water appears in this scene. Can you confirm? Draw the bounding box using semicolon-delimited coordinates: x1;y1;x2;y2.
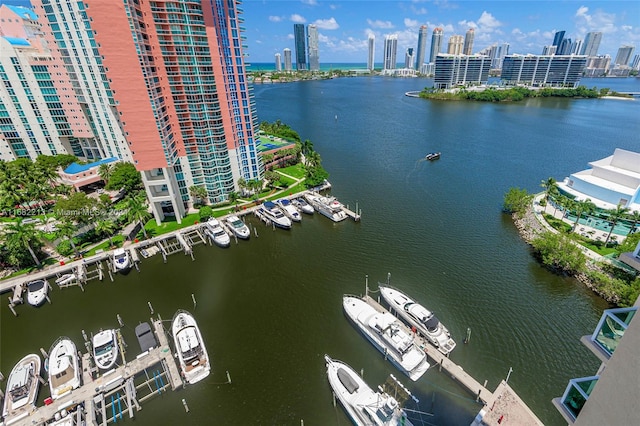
2;77;640;425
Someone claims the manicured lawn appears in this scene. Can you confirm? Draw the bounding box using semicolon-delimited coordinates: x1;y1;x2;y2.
276;163;306;179
143;213;201;237
84;235;124;256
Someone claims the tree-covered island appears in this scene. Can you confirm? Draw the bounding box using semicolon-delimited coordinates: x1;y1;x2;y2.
419;85;631;102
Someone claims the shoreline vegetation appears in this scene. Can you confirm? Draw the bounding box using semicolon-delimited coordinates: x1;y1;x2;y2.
504;187;640;307
418;86;632;102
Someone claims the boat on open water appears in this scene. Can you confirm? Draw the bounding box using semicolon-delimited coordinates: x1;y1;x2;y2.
92;329;119;370
48;337;81;400
425;152;441;161
343;295;429;381
324;355;414;426
2;354;41;421
379;286;456;355
226;215;251;239
172;310;211;384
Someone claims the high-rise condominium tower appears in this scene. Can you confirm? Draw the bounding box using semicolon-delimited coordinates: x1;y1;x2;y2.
294;23;307;71
275;53;282;71
581;32;603;57
405;48;414;69
383;34;398;70
463;28;475;55
32;0;262;224
614;45;635;66
447;35;464;55
552;31;566;48
284;48;292;71
415;25;428;70
307;24;319;71
367;34;375;71
429;28;443;63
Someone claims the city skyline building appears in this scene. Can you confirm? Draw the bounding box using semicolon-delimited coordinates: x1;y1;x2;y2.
31;0;262;224
415;25;428;71
275;53;282;71
463;28;475;55
429;27;443;64
434;54;491;89
584;55;611;77
367;34;375;71
307;24;319;71
283;48;292;71
293;23;307;71
542;45;558;56
614;45;635;66
404;47;414;69
582;32;603;57
571;39;584;55
383;34;398;71
501;54;587;88
552;30;566;48
447;35;464;55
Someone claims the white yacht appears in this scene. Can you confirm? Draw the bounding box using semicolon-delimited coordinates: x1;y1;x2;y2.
293;197;314;214
92;329;119;370
379;286;456;355
112;248;130;271
55;273;76;287
343;296;429;381
205;218;231;247
276;199;302;222
26;279;48;307
48;337;81;400
260;201;292;229
172;310;211;385
324;355;413;426
226;215;251;239
305;193;348;222
2;354;41;421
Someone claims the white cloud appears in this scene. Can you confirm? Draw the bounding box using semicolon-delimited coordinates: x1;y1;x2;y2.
574;6;617;34
290;14;306;24
477;11;502;31
329;4;338;10
313;17;339;30
367;19;394;29
411;6;427;15
287;34;294;40
301;0;317;5
404;18;419;28
268;16;283;23
318;33;330;43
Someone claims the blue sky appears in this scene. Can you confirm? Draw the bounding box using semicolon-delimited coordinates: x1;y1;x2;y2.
242;0;640;63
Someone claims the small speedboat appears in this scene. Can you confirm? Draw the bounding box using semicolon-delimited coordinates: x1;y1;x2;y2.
226;215;250;239
55;273;76;287
2;354;41;420
172;310;211;384
260;201;292;229
112;248;130;271
26;279;48;307
205;218;231;247
425;152;441;161
293;197;314;215
92;329;119;370
276;199;302;222
48;337;81;400
325;355;413;426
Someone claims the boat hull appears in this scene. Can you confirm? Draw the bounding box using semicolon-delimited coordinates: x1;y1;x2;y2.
260;203;292;229
172;310;211;385
304;194;348;222
48;337;81;400
2;354;41;420
92;329;119;370
26;279;48;307
226;215;251;239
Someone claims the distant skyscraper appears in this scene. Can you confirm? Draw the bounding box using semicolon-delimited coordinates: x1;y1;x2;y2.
581;32;602;57
447;35;464;55
275;53;282;71
367;34;375;71
429;27;443;63
415;25;428;70
614;45;635;66
405;47;414;69
571;39;583;55
557;38;572;55
383;34;398;71
552;30;566;48
293;23;307;71
463;28;475;55
632;54;640;71
307;24;319;71
283;48;292;71
542;45;557;55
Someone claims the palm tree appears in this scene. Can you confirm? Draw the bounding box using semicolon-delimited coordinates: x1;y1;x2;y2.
96;219;118;247
306;151;321;168
572;198;596;231
126;193;151;239
56;220;80;257
3;221;42;266
228;191;240;210
604;204;629;246
625;210;640;237
301;139;314;157
98;163;113;184
237;177;247;196
189;185;208;206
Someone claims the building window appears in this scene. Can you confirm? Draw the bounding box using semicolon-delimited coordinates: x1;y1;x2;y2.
560;376;598;420
592;307;636;357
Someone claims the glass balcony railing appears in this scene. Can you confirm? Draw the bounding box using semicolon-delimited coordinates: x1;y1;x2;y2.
560;376;599;420
591;307;637;357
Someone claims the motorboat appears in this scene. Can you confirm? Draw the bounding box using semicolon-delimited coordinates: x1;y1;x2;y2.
276;199;302;222
343;296;429;381
292;197;314;215
425;152;441;161
135;322;158;352
379;286;456;355
324;355;413;426
26;279;48;307
92;329;119;370
172;310;211;384
48;337;81;400
305;193;348;222
260;201;292;229
55;273;76;287
226;215;251;239
112;248;130;271
2;354;41;420
204;218;231;247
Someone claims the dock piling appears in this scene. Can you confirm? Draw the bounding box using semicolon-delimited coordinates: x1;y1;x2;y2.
117;314;124;327
148;301;154;315
8;301;18;317
464;327;471;344
36;374;46;385
40;347;48;358
182;398;189;413
226;370;231;384
191;293;196;309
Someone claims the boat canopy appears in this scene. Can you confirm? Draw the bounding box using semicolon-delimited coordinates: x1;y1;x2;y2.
337;367;359;394
135;322;157;352
424;316;440;332
27;280;45;291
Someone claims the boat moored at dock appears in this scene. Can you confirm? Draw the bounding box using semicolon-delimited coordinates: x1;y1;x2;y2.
292;197;314;214
204;218;231;247
324;355;413;426
26;279;48;307
2;353;41;420
112;248;130;271
92;329;119;370
379;286;456;355
48;337;81;400
305;194;348;222
343;295;429;381
260;201;292;229
226;215;251;239
276;198;302;222
172;310;211;385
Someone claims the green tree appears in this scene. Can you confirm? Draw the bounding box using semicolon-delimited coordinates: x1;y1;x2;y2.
531;231;586;275
625;210;640;236
198;206;213;221
125;193;151;239
228;191;240;210
2;221;43;266
56;220;80;257
189;185;208;206
604;204;629;246
106;162;142;192
540;177;557;202
264;170;280;188
503;187;533;215
572;199;596;231
95;219;118;247
305;165;329;188
98;163;114;184
54;191;96;224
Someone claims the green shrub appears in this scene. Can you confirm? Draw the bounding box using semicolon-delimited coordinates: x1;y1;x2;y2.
56;240;74;256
